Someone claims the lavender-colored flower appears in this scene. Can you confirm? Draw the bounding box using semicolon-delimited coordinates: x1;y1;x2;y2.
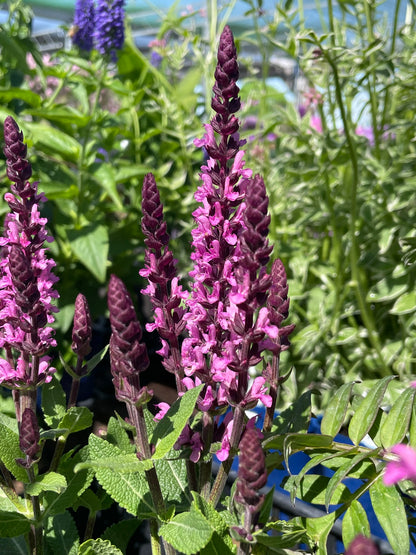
72;0;95;52
71;293;92;359
107;274;150;404
95;0;126;62
0;117;58;387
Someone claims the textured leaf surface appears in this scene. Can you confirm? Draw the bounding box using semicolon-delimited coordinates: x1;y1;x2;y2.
370;477;409;554
0;535;27;554
106;417;135;453
45;511;79;555
67;225;109;283
151;384;203;459
79;538;123;554
342;500;370;550
270;391;314;436
0;418;27;482
26;472;67;496
100;519;140;553
159;509;212;554
58;406;93;436
88;435;154;517
348;377;395;445
191;492;234;552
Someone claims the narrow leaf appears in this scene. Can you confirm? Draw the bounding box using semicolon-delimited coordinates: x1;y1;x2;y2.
370;477;409;554
348;377;395;445
321;382;355;437
342;500;370;550
380;387;415;448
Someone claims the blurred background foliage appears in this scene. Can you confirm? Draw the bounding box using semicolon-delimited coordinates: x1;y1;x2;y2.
1;0;416;408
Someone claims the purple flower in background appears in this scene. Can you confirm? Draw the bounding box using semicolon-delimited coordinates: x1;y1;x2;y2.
72;0;95;52
0;117;59;388
383;443;416;486
95;0;126;62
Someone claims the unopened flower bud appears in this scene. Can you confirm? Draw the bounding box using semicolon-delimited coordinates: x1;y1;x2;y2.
71;293;92;359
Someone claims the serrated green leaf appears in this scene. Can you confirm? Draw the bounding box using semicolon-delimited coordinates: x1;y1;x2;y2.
75;453;152;473
67;225;109;283
88;435;154;517
191;492;234;553
79;538;123;554
342;500;370;550
370;477;409;554
390;291;416;314
151;385;203;460
100;519;140;553
154;456;189;507
58;406;93;437
159;509;213;554
45;511;79;555
380;387;415;448
0;486;28;515
26;472;67;496
0;512;31;538
348;377;395;445
0;419;28;482
106;417;135;453
41;375;67;429
321;382;355;437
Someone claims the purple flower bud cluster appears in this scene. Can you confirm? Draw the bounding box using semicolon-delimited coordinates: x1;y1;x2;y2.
71;0;126;61
0;117;59;388
71;293;92;360
17;407;40;468
72;0;95;52
107;274;150;405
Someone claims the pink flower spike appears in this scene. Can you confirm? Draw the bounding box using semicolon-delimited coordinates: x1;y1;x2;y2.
383;443;416;486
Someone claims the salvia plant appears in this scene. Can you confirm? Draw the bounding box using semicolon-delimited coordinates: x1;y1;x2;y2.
1;19;416;555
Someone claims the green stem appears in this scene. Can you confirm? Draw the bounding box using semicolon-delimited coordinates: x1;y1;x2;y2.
380;0;401;133
27;467;43;555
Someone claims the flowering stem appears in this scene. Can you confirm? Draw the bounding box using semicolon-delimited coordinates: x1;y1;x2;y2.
209;405;246;507
199;412;214;498
27;467;43;555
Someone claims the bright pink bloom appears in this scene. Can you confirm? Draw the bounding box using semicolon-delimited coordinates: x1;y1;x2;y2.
383;444;416;486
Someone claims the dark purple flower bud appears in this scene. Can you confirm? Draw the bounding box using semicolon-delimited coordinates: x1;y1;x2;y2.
72;0;95;52
141;173;170;255
108;274;149;378
3;116;32;187
71;293;92;358
267;259;295;350
345;535;380;555
19;408;40;461
235;426;267;514
95;0;126;62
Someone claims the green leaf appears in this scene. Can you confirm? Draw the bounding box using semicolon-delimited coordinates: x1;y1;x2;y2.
42;375;67;429
43;447;94;518
0;416;27;482
390;291;416;314
342;500;370;550
85;345;109;375
366;276;408;303
284;474;350;505
370;477;409;554
58;407;93;437
106;417;135;453
191;492;234;553
45;511;79;555
27;123;81;163
0;88;40;107
0;486;28;515
0;535;27;554
159;509;213;554
302;511;339;555
100;520;140;553
380;387;415;448
348;377;395;445
79;538;123;554
154;457;189;507
88;435;154;517
321;382;355;437
26;472;67;496
75;453;152;474
269;391;315;437
151;384;203;460
0;512;31;538
93;164;124;211
67;225;109;283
